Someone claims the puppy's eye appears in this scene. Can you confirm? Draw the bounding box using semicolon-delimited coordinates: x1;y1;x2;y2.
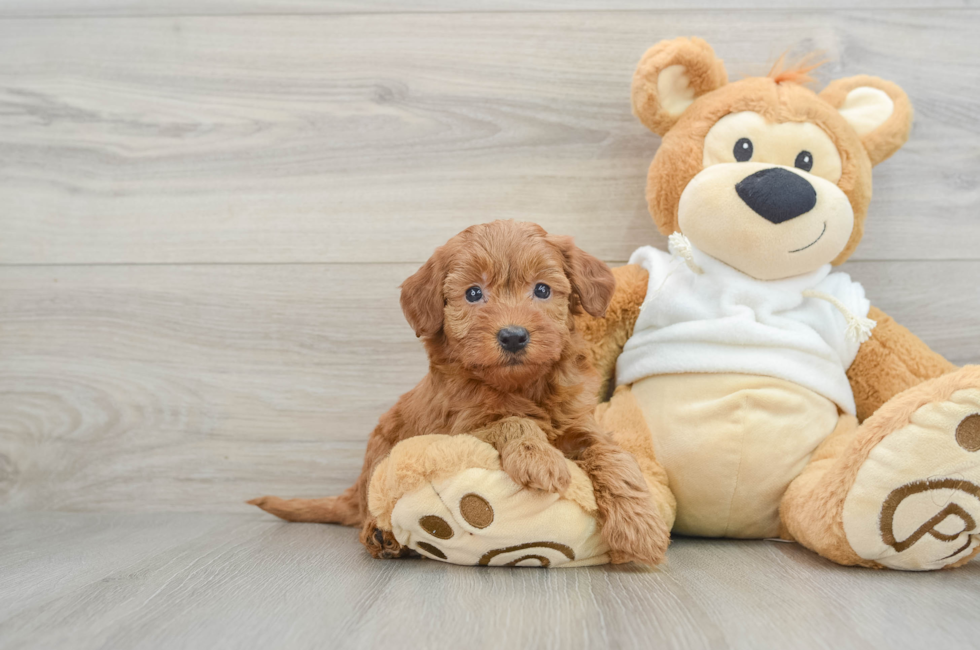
465;286;483;303
533;283;551;299
795;150;813;172
734;138;753;162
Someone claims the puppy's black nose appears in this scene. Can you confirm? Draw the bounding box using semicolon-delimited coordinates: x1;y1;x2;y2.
497;326;529;353
735;167;816;224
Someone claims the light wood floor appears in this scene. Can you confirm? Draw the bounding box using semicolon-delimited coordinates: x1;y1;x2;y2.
1;513;978;650
0;1;978;648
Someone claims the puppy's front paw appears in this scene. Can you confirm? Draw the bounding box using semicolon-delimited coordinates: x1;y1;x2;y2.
359;520;408;559
602;496;670;567
500;439;572;494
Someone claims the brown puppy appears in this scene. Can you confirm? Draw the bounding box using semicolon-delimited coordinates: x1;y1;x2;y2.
250;221;669;565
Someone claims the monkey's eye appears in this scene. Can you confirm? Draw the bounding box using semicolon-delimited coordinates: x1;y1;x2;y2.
795;150;813;172
465;286;483;303
533;283;551;299
733;138;753;162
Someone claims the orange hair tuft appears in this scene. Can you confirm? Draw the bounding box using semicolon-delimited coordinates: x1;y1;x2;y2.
768;51;827;86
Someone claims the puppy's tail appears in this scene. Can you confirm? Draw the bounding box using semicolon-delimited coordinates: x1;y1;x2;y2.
248;486;361;526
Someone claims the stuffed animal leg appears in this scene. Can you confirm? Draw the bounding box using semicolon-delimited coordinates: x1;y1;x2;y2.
367;434;608;567
782;363;980;572
367;387;675;567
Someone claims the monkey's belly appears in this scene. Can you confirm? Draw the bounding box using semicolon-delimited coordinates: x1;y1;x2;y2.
630;373;841;538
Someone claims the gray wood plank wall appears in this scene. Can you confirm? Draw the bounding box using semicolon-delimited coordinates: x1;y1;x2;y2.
1;2;978;513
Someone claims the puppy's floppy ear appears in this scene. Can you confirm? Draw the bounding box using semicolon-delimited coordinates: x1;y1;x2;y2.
552;236;616;318
632;37;728;136
820;75;913;166
400;244;450;338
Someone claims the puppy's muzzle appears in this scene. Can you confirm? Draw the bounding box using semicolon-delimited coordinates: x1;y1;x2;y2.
497;326;529;354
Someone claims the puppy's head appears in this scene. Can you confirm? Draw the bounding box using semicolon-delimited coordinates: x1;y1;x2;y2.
400;220;614;387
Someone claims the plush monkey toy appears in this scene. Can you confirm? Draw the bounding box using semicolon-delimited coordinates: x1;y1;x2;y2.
368;38;980;570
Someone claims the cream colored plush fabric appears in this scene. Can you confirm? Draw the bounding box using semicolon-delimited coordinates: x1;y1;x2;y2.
631;373;841;538
369;435;609;567
837;87;895;137
701;111;843;182
842;388;980;570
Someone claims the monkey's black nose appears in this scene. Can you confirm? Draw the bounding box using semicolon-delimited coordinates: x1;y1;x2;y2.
736;167;816;224
497;326;529;353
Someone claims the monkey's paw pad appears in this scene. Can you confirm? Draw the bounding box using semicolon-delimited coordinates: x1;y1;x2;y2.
367;434;609;567
843;368;980;571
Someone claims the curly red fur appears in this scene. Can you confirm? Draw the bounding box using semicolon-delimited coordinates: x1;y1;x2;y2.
250;220;668;565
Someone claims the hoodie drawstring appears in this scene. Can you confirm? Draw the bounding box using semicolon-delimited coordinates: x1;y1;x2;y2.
802;289;877;344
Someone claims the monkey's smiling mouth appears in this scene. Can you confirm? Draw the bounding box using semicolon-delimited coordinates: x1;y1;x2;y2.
789;221;827;253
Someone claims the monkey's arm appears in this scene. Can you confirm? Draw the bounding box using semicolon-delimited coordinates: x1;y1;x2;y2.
575;264;649;401
847;306;957;421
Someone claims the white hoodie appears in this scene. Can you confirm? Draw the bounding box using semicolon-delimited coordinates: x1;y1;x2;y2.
616;242;871;415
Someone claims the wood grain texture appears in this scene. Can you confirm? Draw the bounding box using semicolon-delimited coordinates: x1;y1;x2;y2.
0;513;978;650
0;263;424;512
1;11;979;265
1;260;976;513
0;1;976;18
0;7;977;648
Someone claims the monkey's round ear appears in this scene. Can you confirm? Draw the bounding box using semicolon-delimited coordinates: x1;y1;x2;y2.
631;37;728;136
820;75;913;166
